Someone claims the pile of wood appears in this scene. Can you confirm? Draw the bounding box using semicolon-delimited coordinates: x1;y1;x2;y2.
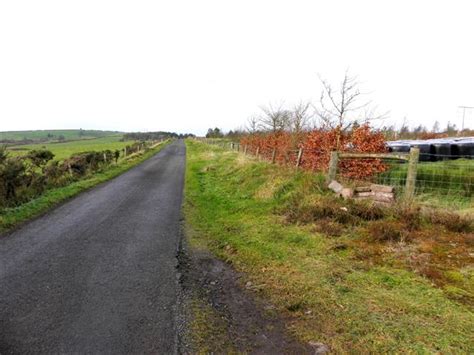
328;180;395;205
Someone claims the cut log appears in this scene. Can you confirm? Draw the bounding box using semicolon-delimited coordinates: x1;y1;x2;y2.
370;184;394;193
373;192;395;203
355;192;375;198
354;186;372;193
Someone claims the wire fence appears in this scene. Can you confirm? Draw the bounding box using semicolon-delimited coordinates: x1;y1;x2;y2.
201;139;473;202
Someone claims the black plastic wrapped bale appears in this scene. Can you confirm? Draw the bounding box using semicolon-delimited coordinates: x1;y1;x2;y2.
410;142;432;161
431;141;451;161
454;141;474;158
387;143;411;153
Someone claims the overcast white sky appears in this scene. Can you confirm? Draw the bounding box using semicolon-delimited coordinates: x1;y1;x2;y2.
1;0;473;135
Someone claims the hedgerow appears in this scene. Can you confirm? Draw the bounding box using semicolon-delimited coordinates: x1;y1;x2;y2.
240;124;388;179
0;146;123;209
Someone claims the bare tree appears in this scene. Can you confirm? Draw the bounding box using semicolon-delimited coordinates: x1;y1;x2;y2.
290;101;311;135
259;102;291;133
315;70;387;128
246;116;259;133
315;70;387;148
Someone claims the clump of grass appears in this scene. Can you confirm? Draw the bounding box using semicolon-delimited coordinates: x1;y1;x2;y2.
281;193;386;226
312;218;346;237
394;204;422;231
347;199;386;221
367;220;410;243
428;211;473;233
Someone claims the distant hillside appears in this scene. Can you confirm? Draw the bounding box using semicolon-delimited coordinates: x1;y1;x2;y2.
0;129;122;144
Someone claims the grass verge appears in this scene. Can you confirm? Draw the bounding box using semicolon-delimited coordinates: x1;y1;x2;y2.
0;140;170;234
184;140;474;353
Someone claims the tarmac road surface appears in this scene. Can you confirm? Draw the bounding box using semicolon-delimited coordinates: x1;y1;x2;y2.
0;140;186;354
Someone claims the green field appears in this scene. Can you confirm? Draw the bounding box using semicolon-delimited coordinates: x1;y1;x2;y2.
376;159;474;209
184;140;474;353
7;136;132;161
0;129;120;142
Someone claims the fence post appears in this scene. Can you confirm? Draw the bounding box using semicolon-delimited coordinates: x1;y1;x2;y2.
326;151;339;183
296;148;303;168
404;147;420;201
255;147;260;159
244;145;248;154
271;148;277;164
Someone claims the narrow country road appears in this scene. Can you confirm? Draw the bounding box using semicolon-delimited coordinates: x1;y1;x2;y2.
0;140;186;354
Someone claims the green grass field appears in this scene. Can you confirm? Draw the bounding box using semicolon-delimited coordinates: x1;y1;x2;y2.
375;158;474;209
184;140;474;353
0;129;120;142
6;135;132;161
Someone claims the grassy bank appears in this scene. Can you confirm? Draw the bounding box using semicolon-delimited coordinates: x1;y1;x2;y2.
184;140;474;353
0;140;170;233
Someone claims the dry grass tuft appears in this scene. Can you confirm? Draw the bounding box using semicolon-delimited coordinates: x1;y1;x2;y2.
428;211;473;233
367;220;411;243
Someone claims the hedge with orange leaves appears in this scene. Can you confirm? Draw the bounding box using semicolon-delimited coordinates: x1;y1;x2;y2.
240;124;388;179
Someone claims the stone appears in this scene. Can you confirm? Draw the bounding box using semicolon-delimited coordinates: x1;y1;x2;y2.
341;187;354;199
328;180;343;193
308;341;330;354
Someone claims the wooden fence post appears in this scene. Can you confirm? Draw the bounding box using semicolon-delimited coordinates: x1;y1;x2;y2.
404;147;420;201
271;148;277;164
326;151;339;183
255;147;260;159
296;148;303;168
244;145;248;154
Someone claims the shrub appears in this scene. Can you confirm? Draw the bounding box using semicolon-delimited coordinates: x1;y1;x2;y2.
114;150;120;163
394;204;422;231
27;149;54;168
368;220;410;242
0;157;28;203
312;218;346;237
347;200;387;221
428;211;473;233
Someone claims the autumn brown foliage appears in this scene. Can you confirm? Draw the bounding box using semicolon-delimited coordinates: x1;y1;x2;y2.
240;124;388;179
